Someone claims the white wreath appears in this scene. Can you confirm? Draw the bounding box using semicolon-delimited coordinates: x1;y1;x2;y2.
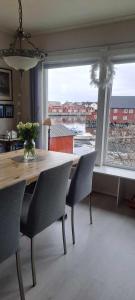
90;59;115;89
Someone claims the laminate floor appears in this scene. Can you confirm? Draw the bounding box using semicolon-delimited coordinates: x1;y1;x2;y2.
1;194;135;300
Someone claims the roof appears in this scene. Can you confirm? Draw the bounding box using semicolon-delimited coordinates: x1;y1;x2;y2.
50;124;74;138
48;101;61;106
110;96;135;109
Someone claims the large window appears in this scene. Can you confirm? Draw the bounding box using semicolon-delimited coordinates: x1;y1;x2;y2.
48;65;98;155
105;62;135;169
45;57;135;170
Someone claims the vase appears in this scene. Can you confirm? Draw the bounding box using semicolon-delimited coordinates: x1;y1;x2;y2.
24;139;36;161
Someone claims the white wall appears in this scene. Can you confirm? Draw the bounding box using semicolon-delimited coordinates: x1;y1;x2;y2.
20;71;31;122
0;31;21;133
0;31;31;134
32;19;135;51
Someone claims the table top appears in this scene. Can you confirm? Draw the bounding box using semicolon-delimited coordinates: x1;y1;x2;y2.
0;149;79;189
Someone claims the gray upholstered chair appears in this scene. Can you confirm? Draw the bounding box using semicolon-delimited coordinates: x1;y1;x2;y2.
66;151;97;244
0;181;26;300
20;162;72;287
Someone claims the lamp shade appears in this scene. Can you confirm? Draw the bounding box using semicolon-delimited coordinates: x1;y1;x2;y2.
0;0;47;71
42;118;52;126
3;56;40;71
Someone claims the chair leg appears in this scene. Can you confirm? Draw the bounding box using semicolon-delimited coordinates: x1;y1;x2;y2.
16;250;25;300
89;194;93;225
62;215;67;255
71;207;75;245
30;238;37;287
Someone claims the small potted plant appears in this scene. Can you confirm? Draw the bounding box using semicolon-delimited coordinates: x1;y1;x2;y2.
17;122;39;160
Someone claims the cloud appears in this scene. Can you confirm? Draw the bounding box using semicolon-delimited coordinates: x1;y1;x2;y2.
48;65;98;102
48;63;135;102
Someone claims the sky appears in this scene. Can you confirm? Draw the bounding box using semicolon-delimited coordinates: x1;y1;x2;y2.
48;63;135;103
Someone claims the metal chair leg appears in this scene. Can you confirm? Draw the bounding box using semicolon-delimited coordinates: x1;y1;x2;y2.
71;207;75;245
30;238;37;287
89;194;93;225
62;215;67;255
16;250;25;300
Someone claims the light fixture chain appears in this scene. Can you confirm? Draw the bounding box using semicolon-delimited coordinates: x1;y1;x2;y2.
0;0;47;69
18;0;23;31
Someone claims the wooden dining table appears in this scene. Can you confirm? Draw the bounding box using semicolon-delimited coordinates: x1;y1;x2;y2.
0;149;79;189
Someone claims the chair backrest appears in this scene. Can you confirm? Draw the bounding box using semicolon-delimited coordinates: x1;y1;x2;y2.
26;161;72;237
0;181;26;263
66;151;97;207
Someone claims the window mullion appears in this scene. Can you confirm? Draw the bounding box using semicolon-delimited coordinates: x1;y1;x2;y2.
103;84;113;164
95;66;109;166
42;68;48;150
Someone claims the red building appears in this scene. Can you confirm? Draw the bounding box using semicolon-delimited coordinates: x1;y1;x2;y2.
49;97;135;126
110;96;135;124
48;102;96;115
50;124;74;153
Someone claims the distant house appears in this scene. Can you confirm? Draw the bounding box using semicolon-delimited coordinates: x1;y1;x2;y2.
48;101;61;106
90;103;98;110
49;97;135;126
110;96;135;124
110;96;135;109
50;124;74;153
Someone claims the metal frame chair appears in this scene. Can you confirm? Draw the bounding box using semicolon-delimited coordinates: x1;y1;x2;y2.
20;162;72;286
0;181;26;300
66;151;97;244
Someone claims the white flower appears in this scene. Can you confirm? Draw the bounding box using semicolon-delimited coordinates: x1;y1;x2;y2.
17;121;39;132
25;122;32;129
17;122;25;129
33;122;39;127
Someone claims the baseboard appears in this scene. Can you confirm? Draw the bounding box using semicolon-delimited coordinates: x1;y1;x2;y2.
93;189;116;198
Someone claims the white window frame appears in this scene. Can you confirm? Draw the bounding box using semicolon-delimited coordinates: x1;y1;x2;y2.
44;52;135;170
103;60;135;171
42;68;49;150
90;58;114;167
46;60;100;164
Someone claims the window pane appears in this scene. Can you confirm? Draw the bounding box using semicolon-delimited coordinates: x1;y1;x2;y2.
105;63;135;168
48;65;98;155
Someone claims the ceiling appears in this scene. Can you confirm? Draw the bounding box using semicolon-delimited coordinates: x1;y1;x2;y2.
1;0;135;34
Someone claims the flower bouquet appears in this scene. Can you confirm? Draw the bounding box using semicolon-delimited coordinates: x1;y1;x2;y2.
17;122;39;160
